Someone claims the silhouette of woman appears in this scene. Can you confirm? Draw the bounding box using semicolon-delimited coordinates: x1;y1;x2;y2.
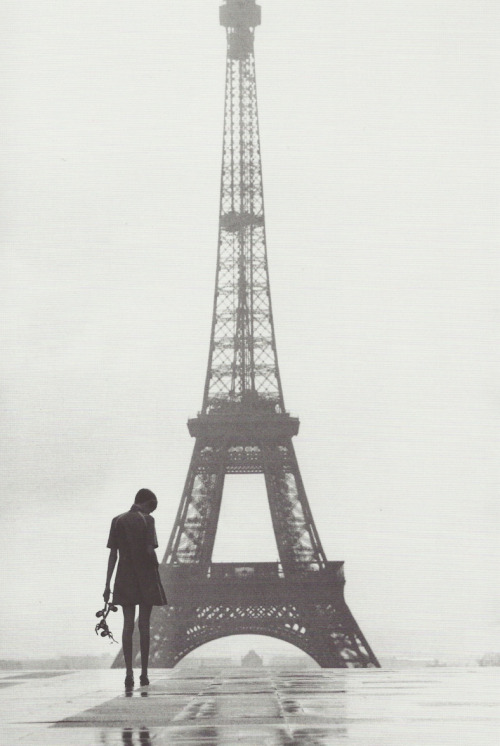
104;488;167;690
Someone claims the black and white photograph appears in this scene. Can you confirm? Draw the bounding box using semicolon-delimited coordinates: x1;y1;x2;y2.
1;1;499;743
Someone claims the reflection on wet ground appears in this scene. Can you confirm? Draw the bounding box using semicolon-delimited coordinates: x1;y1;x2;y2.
121;727;152;745
4;671;71;680
0;667;499;744
0;671;72;690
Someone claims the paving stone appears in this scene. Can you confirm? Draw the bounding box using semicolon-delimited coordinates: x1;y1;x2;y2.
0;667;498;744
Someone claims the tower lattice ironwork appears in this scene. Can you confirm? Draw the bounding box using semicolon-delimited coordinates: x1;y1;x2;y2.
113;0;379;669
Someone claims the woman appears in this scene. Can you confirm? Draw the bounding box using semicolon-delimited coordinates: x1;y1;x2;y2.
104;488;167;690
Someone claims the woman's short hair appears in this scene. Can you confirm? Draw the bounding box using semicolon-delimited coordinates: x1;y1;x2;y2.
135;488;157;505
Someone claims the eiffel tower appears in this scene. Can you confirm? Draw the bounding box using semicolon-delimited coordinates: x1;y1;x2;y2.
115;0;379;669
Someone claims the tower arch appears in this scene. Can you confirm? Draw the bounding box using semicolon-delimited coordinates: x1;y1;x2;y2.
168;630;321;668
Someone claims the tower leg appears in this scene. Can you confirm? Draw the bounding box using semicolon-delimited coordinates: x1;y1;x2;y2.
163;441;226;566
262;440;327;570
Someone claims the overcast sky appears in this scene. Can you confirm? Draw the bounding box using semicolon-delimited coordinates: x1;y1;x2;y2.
1;0;499;663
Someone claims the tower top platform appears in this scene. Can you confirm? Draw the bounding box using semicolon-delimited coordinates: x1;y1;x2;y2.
220;0;261;29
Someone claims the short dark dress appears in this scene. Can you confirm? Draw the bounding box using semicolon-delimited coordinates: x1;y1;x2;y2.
107;505;168;606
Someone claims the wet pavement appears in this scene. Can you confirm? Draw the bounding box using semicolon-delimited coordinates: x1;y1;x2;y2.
0;666;499;744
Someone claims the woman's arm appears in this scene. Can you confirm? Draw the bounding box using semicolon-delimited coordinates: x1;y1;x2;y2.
146;515;159;566
146;544;159;567
103;548;118;602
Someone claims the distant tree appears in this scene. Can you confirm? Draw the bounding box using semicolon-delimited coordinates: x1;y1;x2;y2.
478;652;500;667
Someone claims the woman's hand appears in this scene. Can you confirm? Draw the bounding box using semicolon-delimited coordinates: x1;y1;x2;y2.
103;586;111;603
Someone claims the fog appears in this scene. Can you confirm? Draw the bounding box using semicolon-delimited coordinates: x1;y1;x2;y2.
1;0;498;662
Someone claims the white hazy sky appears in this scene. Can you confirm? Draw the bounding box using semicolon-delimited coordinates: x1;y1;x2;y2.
1;0;499;663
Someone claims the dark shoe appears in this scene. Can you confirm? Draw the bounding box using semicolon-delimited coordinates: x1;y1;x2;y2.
124;674;134;691
139;674;150;686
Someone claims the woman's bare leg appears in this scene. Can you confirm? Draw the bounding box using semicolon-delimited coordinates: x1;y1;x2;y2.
138;604;153;677
122;605;136;677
